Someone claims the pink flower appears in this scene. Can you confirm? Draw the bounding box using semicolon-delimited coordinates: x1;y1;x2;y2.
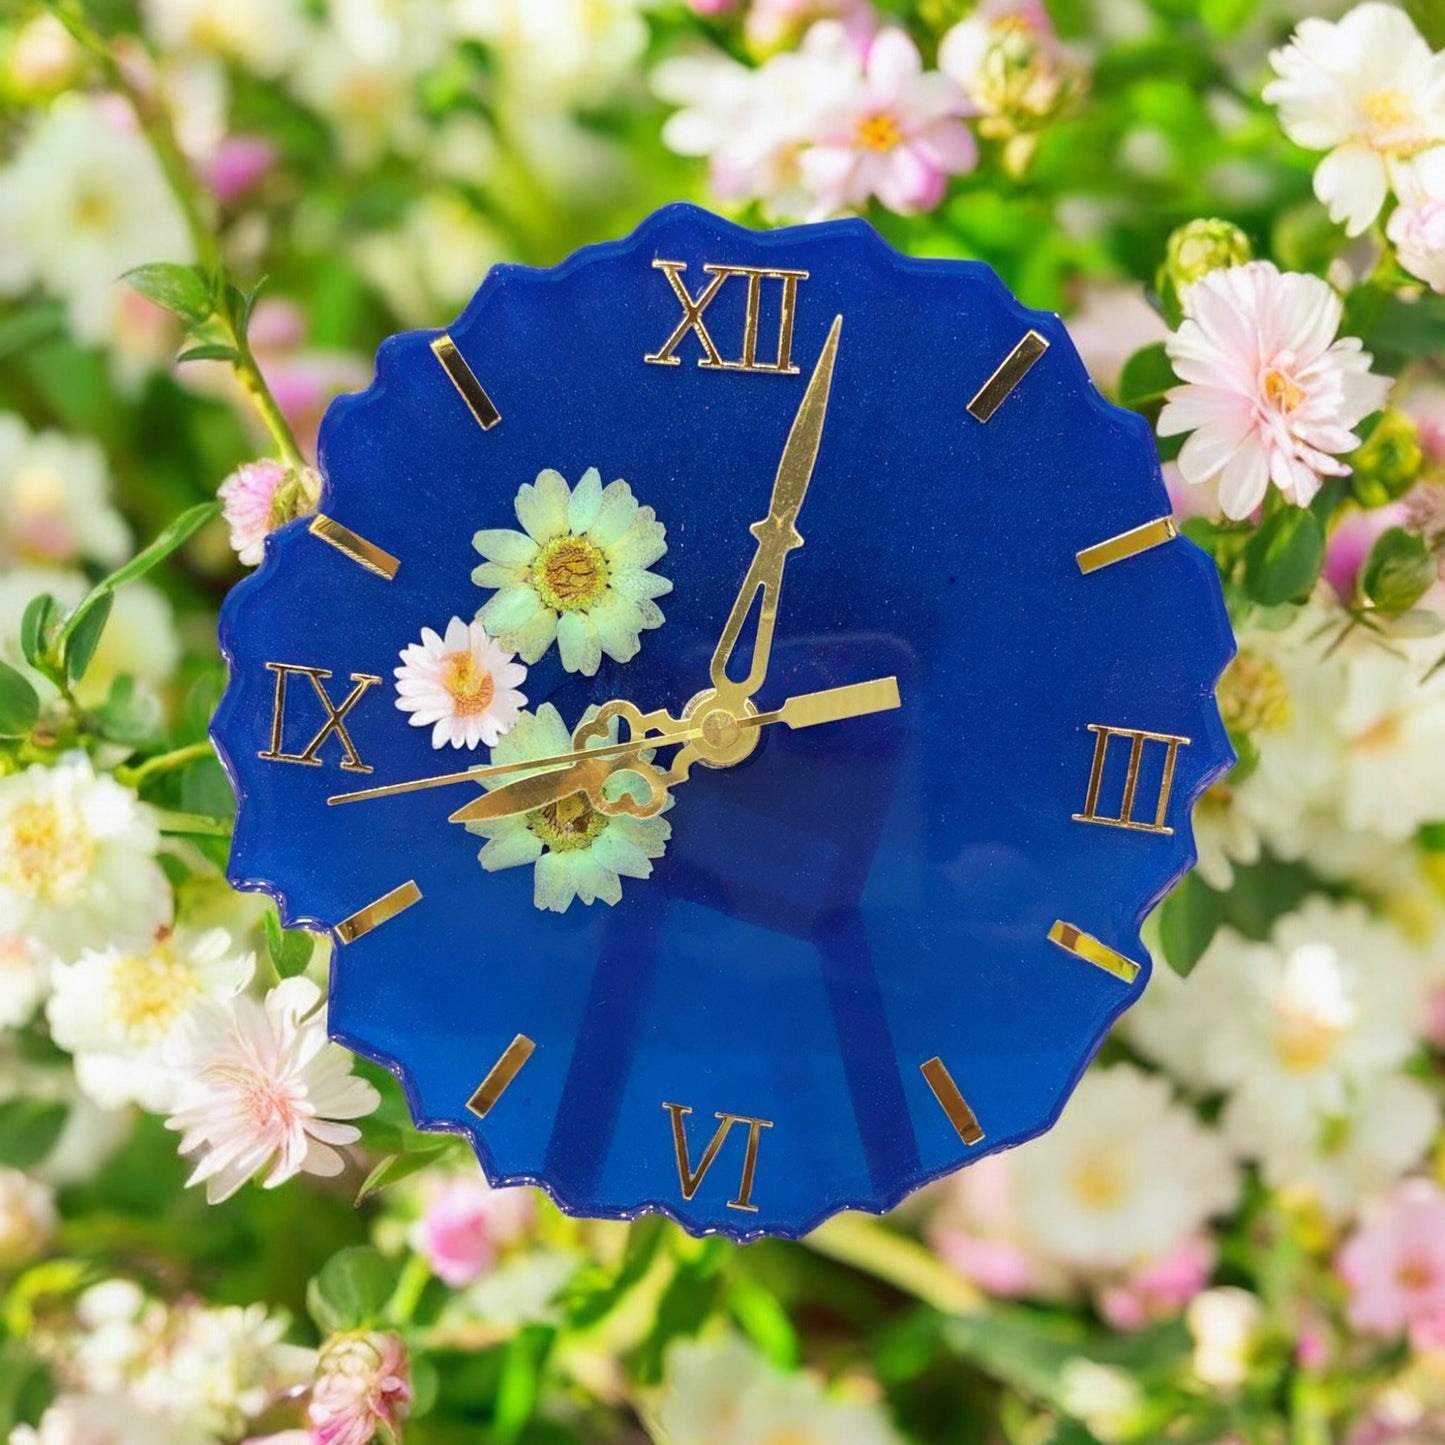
218;459;320;566
308;1331;411;1445
412;1174;535;1287
799;27;978;217
1336;1178;1445;1339
205;136;277;204
1157;262;1392;520
1096;1236;1214;1331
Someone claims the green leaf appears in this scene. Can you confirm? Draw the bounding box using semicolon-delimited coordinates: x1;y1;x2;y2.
62;589;113;684
0;1099;68;1169
563;1215;668;1329
1116;342;1175;410
495;1325;554;1443
1405;0;1445;49
1364;292;1445;357
307;1247;404;1333
91;501;219;594
121;262;213;324
91;675;163;747
175;343;240;364
1158;873;1225;978
1361;527;1436;614
0;661;39;738
354;1145;455;1205
0;299;67;363
1242;506;1325;606
20;594;61;672
264;910;315;979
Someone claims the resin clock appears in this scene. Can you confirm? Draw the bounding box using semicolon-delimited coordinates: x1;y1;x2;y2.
211;203;1234;1241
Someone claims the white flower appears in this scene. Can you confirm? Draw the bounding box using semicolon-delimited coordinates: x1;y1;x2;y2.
0;416;129;569
47;927;254;1113
1187;1287;1262;1392
0;757;172;962
1389;146;1445;292
468;703;672;913
0;94;193;349
164;976;379;1203
394;617;526;750
1157;262;1391;519
1264;3;1445;236
0;1165;54;1269
140;0;309;76
473;466;669;676
1131;899;1427;1121
1224;1072;1439;1221
653;1333;905;1445
0;933;55;1029
1056;1360;1145;1442
10;1394;188;1445
1005;1064;1239;1272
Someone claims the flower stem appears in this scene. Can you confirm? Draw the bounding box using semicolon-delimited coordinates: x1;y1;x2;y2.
116;739;215;790
804;1212;984;1314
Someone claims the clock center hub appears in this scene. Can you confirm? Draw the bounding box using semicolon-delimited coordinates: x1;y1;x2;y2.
682;690;760;769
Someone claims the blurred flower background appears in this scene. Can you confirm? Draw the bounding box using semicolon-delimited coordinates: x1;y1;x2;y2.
3;0;1445;1440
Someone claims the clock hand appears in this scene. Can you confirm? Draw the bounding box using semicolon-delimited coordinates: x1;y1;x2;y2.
707;314;842;715
446;675;899;826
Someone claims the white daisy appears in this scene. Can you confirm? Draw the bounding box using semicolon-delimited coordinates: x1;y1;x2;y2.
472;466;670;677
394;616;526;751
163;976;380;1204
1157;262;1391;519
1263;3;1445;237
467;703;672;913
47;927;254;1113
1007;1064;1239;1273
0;757;172;962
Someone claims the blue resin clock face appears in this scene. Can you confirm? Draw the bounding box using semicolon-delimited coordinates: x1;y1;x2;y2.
211;203;1234;1241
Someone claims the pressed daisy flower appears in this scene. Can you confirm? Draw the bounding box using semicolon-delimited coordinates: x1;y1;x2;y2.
163;976;379;1204
472;466;670;676
467;703;672;913
1157;262;1390;519
394;616;526;750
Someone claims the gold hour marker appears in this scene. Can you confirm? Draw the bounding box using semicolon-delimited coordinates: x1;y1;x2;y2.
308;515;400;580
967;329;1049;422
1076;516;1179;574
1073;724;1191;835
920;1057;984;1145
430;335;501;429
1048;920;1141;984
334;879;422;944
466;1034;536;1120
663;1103;773;1212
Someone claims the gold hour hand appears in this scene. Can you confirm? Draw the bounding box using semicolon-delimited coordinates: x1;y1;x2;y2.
708;314;842;709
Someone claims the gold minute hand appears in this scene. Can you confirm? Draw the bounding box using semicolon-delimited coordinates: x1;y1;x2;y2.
708;314;842;709
446;676;900;826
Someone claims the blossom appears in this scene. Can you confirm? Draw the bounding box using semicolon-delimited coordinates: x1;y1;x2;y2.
140;0;309;77
411;1172;535;1286
0;1165;55;1270
394;617;526;751
218;460;320;567
467;703;673;912
1187;1288;1263;1392
0;415;130;568
0;933;55;1029
1095;1237;1215;1331
307;1331;411;1445
798;27;978;217
1157;262;1391;519
1390;149;1445;293
163;976;379;1203
9;1394;178;1445
1003;1064;1239;1272
1263;3;1445;236
473;466;669;676
47;927;254;1113
0;757;171;961
0;94;192;350
654;1333;905;1445
1337;1179;1445;1346
743;0;873;56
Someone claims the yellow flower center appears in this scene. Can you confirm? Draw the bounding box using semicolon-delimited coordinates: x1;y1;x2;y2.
1071;1158;1125;1209
1262;367;1306;414
532;536;609;613
1398;1257;1438;1293
528;790;608;853
1217;651;1292;734
2;800;95;903
112;938;201;1042
855;111;902;152
1361;88;1419;149
440;651;495;717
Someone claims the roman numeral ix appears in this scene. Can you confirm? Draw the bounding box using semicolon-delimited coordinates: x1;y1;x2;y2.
258;662;381;774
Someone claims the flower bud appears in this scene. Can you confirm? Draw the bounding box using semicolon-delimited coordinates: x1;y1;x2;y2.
1162;218;1253;291
1350;408;1424;509
218;460;320;567
308;1330;411;1445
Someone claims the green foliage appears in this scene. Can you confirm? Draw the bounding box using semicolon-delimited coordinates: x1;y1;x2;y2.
1361;527;1437;614
263;908;315;979
0;661;40;738
1242;506;1325;606
0;1099;68;1170
308;1246;406;1332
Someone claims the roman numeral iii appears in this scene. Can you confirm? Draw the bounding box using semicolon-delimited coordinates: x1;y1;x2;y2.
258;662;381;774
644;259;808;374
663;1102;772;1213
1073;723;1191;835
